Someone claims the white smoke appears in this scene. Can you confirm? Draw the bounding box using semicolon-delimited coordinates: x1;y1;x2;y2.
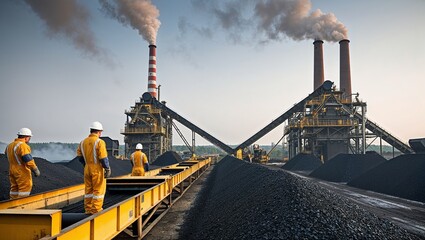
23;0;115;66
99;0;161;45
31;143;76;163
190;0;348;43
254;0;347;42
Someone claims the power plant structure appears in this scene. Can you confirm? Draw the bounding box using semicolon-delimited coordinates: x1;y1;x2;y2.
0;39;422;239
285;39;413;161
121;44;234;161
121;40;413;164
234;39;413;162
121;45;173;161
286;39;363;161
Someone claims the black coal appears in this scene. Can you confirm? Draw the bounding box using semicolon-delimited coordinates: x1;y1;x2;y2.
180;155;421;239
309;152;386;182
348;154;425;203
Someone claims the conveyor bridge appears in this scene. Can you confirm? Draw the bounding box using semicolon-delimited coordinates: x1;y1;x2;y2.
141;92;234;154
356;113;413;154
234;80;334;151
337;104;413;154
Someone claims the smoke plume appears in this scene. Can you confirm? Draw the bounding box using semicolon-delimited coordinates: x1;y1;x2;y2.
99;0;161;45
190;0;348;43
23;0;113;65
254;0;347;42
31;143;76;162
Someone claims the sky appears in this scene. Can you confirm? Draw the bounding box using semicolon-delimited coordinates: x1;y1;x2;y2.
0;0;424;149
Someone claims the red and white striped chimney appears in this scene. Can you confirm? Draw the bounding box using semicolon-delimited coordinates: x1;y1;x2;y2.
339;39;352;101
147;45;157;98
313;40;325;90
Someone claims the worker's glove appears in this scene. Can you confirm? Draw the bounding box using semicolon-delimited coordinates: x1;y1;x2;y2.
77;156;85;167
104;168;111;178
32;167;41;177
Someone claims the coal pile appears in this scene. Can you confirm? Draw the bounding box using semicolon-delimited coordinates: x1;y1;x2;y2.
0;154;83;201
179;155;421;239
281;153;322;172
348;154;425;203
151;151;182;167
309;152;386;182
65;156;132;177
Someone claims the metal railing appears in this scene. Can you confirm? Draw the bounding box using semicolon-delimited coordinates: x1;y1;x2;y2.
300;118;356;127
121;126;166;134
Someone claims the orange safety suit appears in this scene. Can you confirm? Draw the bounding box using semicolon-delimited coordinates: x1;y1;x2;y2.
76;134;109;214
5;138;38;199
130;150;149;176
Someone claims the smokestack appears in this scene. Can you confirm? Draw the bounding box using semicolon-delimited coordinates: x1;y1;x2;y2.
148;45;157;98
313;40;325;90
339;39;352;101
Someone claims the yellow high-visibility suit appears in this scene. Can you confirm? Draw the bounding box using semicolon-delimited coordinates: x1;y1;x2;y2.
130;150;149;176
76;134;109;214
5;138;38;199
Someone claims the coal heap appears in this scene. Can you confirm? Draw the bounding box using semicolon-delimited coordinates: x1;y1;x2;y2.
309;152;386;182
0;154;83;201
348;154;425;203
151;151;182;167
281;153;322;172
65;156;132;177
179;155;419;239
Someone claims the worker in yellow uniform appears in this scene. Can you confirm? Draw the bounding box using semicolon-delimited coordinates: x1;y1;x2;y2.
76;121;111;215
5;128;40;199
130;143;149;176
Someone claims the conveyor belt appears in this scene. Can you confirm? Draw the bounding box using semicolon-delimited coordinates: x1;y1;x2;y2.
362;116;413;154
141;92;234;154
61;193;137;214
0;154;212;239
61;193;137;229
339;104;414;154
157;169;184;175
235;80;333;151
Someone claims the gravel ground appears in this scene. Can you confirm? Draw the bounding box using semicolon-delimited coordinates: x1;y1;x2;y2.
309;152;386;182
282;153;322;172
348;153;425;203
180;155;422;239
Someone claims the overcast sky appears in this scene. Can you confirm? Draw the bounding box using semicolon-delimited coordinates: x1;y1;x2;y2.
0;0;424;147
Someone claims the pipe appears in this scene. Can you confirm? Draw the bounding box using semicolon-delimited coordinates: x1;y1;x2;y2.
313;40;325;90
339;39;352;101
148;45;157;98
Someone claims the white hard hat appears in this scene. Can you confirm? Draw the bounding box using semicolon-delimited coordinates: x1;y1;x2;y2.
18;128;32;136
136;143;143;150
90;121;103;131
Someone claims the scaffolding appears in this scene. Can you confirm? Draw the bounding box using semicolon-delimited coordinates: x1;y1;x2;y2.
121;95;173;162
286;90;367;161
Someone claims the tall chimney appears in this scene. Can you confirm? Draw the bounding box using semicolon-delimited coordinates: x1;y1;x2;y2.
339;39;352;101
147;45;157;98
313;40;325;90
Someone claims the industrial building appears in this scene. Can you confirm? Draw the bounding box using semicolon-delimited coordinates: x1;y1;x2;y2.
0;39;423;239
121;45;173;162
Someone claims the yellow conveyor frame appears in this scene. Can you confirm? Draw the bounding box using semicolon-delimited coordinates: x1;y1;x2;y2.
0;158;211;239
